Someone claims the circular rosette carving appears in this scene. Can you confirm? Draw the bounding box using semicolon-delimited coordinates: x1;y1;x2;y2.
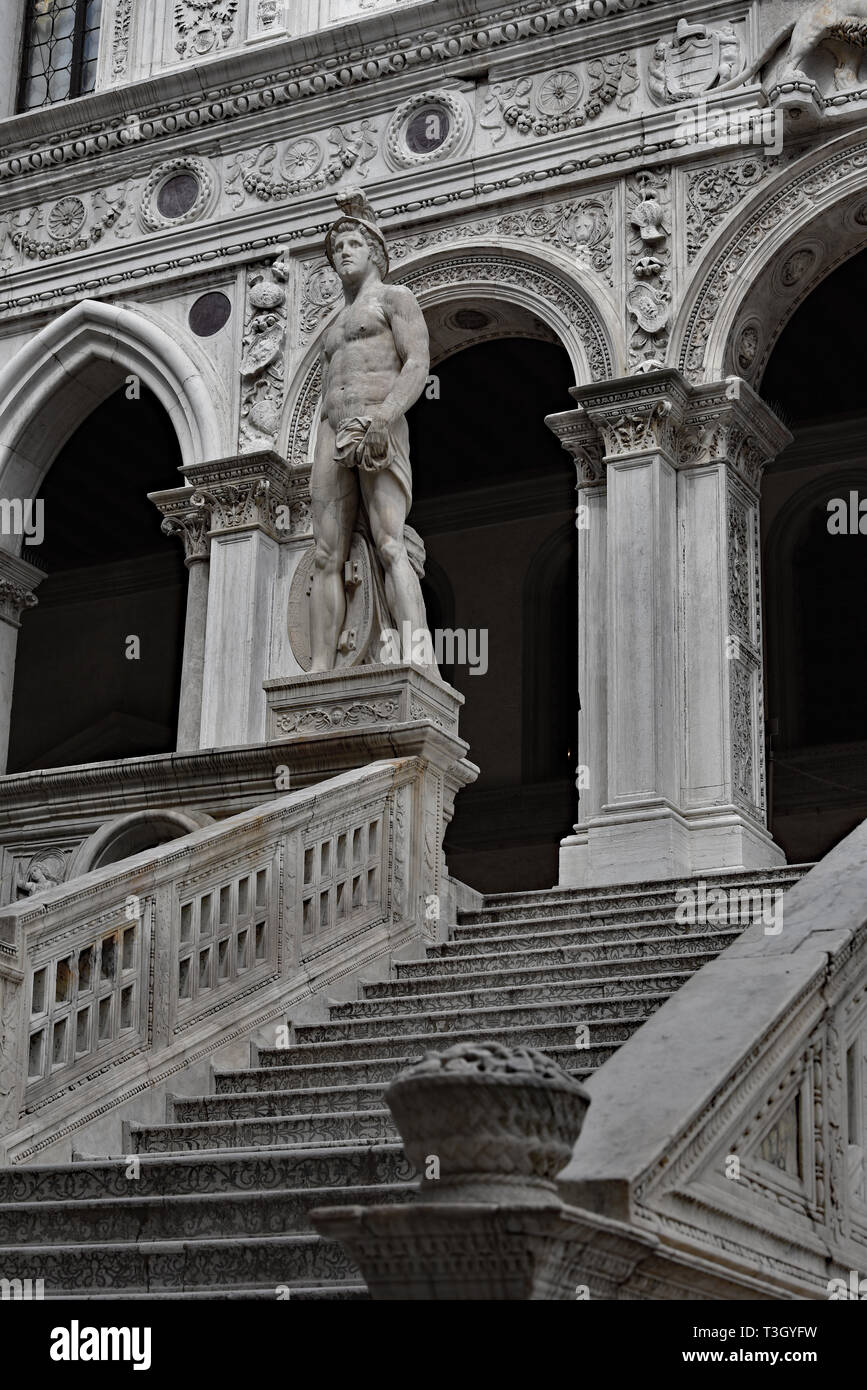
536;69;583;115
47;197;86;241
385;1042;589;1205
280;137;322;182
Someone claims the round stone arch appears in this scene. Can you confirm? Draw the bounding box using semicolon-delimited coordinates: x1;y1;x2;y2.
68;808;215;877
281;242;618;468
673;131;867;387
0;297;225;552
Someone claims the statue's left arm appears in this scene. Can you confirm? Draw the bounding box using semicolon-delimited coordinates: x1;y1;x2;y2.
372;285;430;426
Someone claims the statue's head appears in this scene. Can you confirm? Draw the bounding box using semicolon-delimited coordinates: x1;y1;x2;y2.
325;189;389;280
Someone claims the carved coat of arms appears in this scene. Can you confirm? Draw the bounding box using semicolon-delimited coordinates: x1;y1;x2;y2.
649;19;740;104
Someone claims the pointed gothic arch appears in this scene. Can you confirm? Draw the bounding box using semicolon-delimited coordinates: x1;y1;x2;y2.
0;297;224;552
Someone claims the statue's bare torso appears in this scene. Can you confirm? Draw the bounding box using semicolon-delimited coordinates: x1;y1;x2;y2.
321;287;404;429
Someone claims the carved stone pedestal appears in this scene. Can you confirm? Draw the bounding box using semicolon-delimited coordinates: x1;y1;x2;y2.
265;661;460;743
266;664;477;937
312;1042;591;1299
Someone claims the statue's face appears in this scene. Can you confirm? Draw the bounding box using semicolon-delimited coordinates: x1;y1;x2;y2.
332;227;373;281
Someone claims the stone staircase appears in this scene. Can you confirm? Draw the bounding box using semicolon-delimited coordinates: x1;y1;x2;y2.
0;866;805;1299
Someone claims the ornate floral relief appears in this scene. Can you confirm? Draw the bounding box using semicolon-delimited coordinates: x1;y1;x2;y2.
727;496;751;641
387;195;613;282
5;185;134;264
174;0;239;59
686;156;781;262
286;361;321;472
112;0;133;77
825;1020;848;1244
680;143;867;380
239;253;291;453
480;53;638;142
648;19;740;105
730;659;755;810
398;254;613;381
0;976;20;1135
626;168;671;371
274;701;399;735
225;123;377;208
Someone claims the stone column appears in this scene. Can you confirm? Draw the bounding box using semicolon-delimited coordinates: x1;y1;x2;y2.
545;413;607;843
547;370;790;888
149;493;211;754
182;451;289;749
0;552;43;775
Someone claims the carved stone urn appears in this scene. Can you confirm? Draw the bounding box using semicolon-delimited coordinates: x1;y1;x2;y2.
311;1043;593;1299
386;1041;590;1206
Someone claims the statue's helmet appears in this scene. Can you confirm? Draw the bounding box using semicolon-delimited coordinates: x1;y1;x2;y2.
325;189;389;275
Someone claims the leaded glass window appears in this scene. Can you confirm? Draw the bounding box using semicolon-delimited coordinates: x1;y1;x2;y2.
18;0;102;111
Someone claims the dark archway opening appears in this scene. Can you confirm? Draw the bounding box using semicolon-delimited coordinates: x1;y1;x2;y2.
407;331;577;892
761;245;867;863
7;386;187;773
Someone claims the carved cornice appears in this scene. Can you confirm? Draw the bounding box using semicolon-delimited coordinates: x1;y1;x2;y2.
0;0;664;190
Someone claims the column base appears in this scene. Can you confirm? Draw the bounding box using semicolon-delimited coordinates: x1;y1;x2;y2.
559;803;785;888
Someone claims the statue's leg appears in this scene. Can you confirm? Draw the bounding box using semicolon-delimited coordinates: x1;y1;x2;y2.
360;467;427;639
309;417;358;672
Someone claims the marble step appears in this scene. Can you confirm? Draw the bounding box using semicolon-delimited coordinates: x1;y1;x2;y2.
292;998;661;1046
393;931;742;977
255;1019;641;1066
170;1083;389;1123
426;919;746;957
0;1144;414;1203
449;899;784;939
472;866;808;915
0;1182;410;1246
337;973;692;1018
0;1231;360;1294
376;950;725;994
127;1108;397;1154
228;1045;604;1092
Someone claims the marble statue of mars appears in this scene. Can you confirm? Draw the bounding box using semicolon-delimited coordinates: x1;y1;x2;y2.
309;190;431;672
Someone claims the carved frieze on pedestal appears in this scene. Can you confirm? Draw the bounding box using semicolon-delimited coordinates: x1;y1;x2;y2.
265;663;461;742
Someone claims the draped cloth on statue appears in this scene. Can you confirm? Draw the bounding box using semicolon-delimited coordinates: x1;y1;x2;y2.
333;414;413;511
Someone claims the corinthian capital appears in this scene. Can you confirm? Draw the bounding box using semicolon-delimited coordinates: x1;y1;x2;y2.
0;552;43;628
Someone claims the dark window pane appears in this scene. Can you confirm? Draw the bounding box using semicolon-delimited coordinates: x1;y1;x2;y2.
157;173;200;219
189;292;232;338
19;0;103;111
